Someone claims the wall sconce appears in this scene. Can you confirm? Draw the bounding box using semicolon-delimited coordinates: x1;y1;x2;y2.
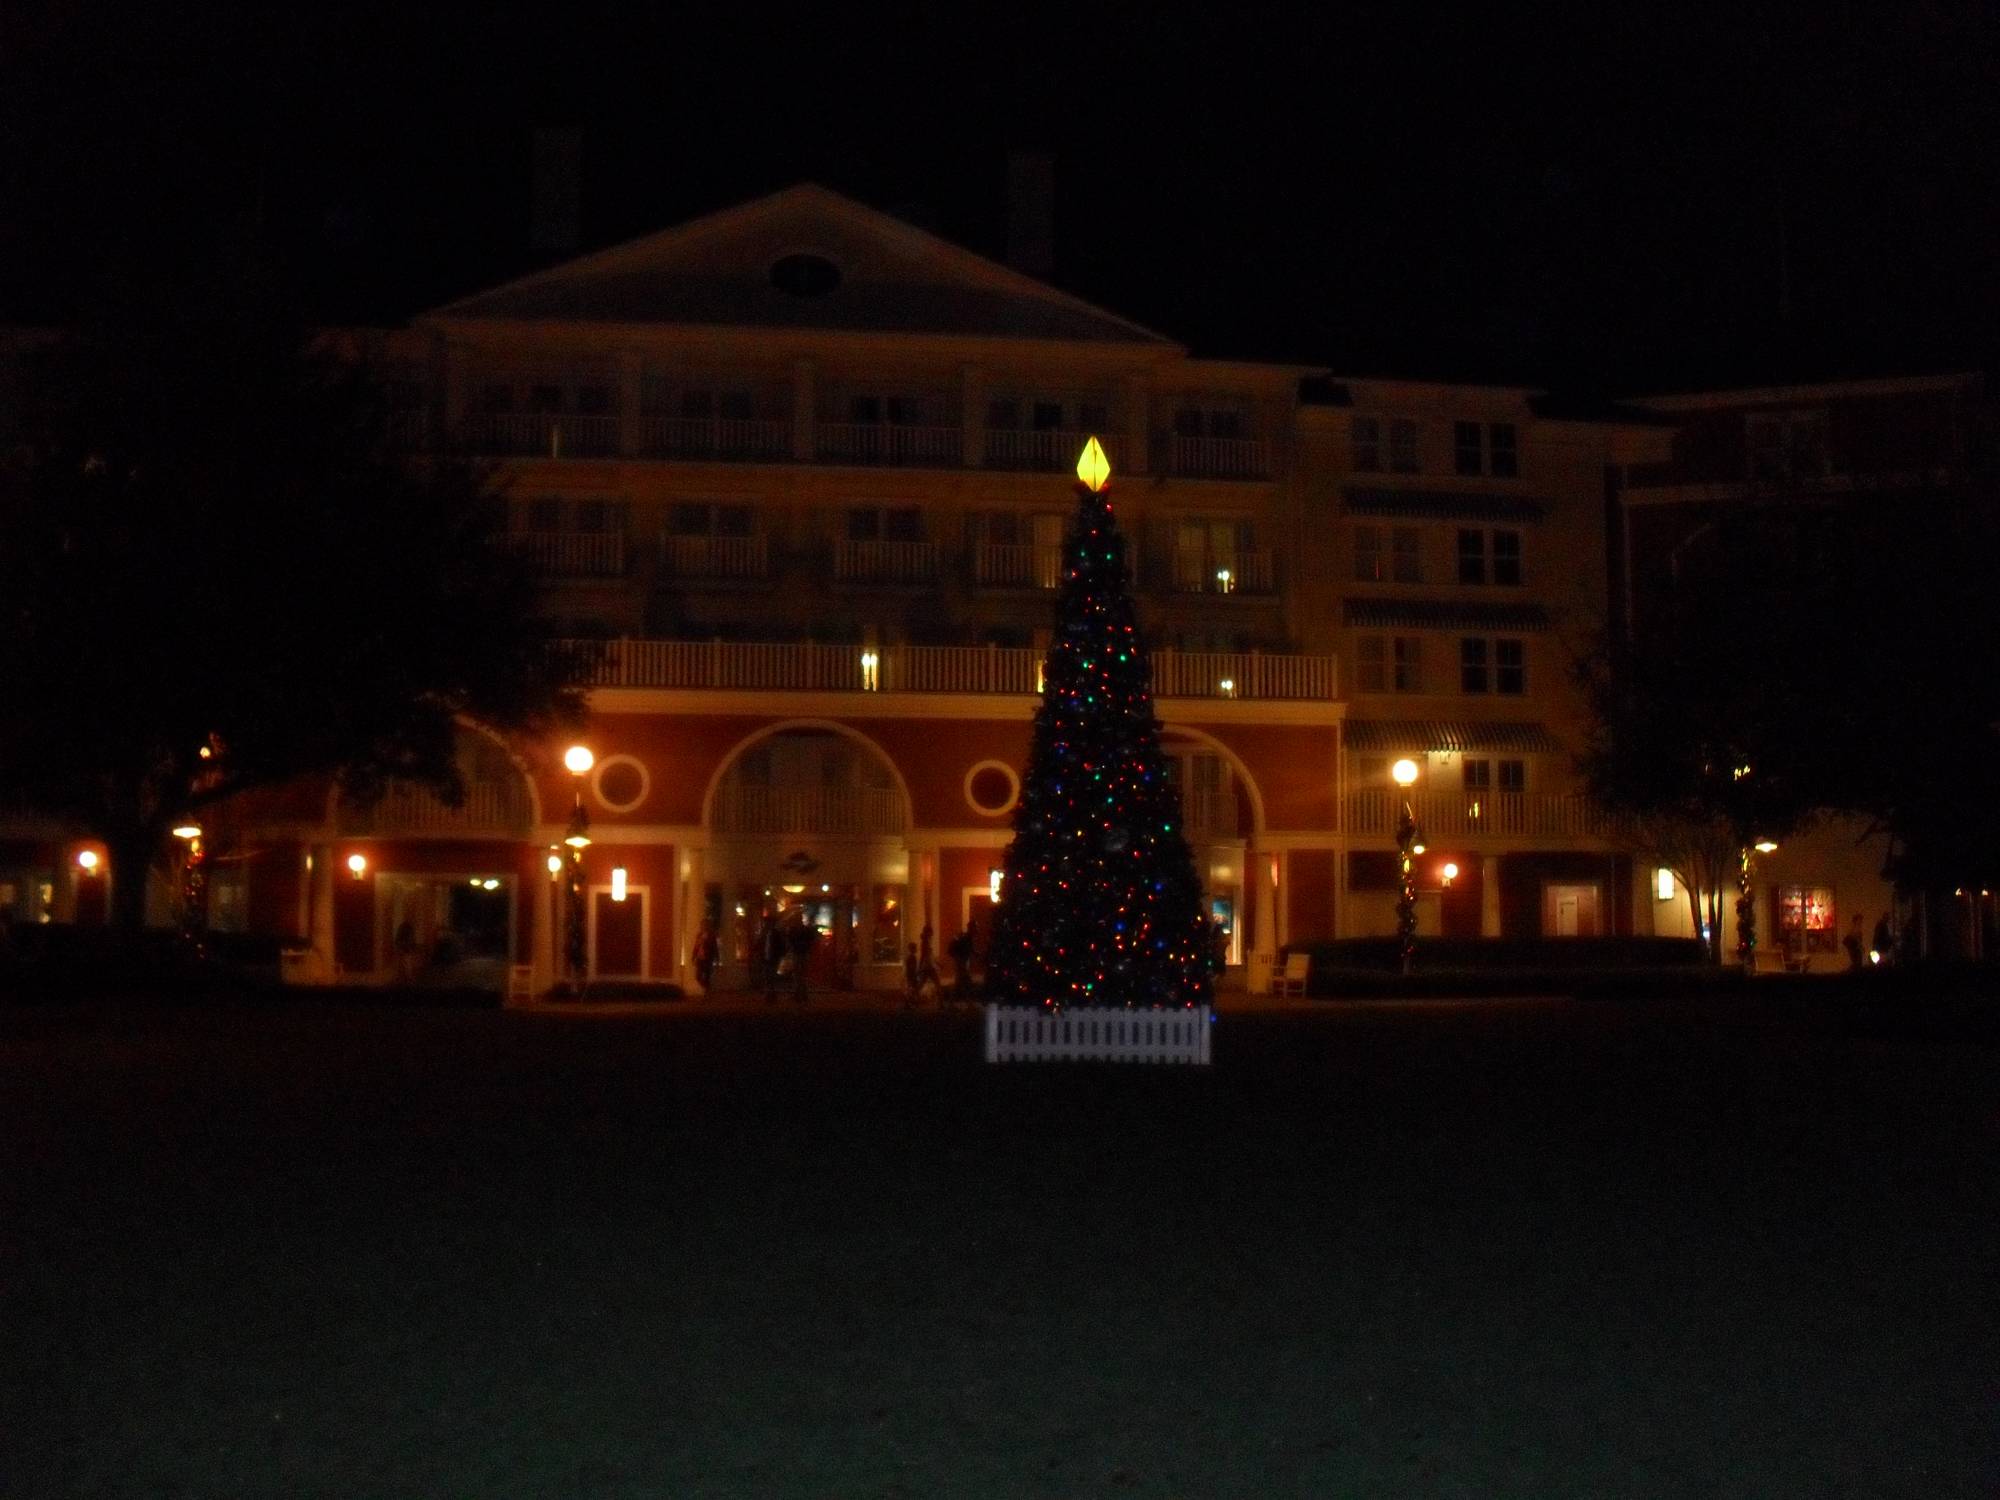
859;650;880;691
547;851;563;879
1656;867;1676;901
76;849;100;874
610;867;628;903
1215;567;1234;594
1218;677;1236;698
1753;839;1779;854
989;867;1003;901
1440;861;1459;888
346;853;367;880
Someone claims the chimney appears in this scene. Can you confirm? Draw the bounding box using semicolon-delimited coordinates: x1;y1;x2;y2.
530;127;583;254
1006;152;1055;278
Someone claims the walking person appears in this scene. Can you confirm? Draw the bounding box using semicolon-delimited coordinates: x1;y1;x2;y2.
761;912;786;1003
787;915;817;1005
947;926;975;1002
917;923;942;1007
903;942;921;1009
692;916;718;995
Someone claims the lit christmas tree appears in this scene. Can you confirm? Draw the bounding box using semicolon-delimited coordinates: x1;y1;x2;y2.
986;438;1214;1011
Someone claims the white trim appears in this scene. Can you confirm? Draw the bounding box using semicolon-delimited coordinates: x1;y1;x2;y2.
581;686;1344;726
963;759;1021;817
696;718;917;834
590;753;652;813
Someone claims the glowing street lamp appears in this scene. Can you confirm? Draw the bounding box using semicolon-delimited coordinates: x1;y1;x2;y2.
1391;758;1424;975
172;824;206;954
561;745;593;990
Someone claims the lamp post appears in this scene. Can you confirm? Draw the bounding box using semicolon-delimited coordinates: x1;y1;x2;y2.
562;744;594;992
1739;837;1778;972
171;823;205;956
1392;758;1425;975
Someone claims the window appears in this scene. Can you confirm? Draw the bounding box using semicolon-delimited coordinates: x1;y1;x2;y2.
1492;530;1522;585
1454;421;1483;476
1498;759;1525;793
1455;421;1521;476
1496;639;1525;694
1356;636;1423;693
1778;885;1838;954
883;507;924;541
1079;402;1109;432
769;253;842;297
669;503;752;537
572;499;609;534
1388;418;1419;473
527;497;562;532
576;384;614;416
1392;526;1422;582
846;508;880;541
1464;758;1492;790
886;395;924;426
987;398;1021;429
1352;417;1381;472
477;382;514;413
1457;528;1487;584
849;395;882;424
1354;525;1384;582
1460;637;1489;694
529;384;564;414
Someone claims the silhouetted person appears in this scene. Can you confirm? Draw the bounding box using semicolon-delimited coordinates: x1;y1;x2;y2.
787;917;817;1004
761;913;786;1003
1872;913;1894;968
692;917;718;993
948;927;975;1000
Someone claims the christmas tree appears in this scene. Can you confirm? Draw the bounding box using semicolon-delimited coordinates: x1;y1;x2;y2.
986;439;1214;1011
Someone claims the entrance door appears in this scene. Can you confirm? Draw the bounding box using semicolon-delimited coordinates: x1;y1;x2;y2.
1544;882;1600;937
592;888;646;978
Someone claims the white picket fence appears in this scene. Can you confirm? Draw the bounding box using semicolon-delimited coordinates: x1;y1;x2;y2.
983;1004;1214;1065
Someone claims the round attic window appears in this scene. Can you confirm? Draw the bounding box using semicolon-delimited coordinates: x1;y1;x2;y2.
770;253;842;297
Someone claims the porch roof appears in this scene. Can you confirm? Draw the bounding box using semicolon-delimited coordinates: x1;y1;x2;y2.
1345;719;1566;754
1343;598;1551;631
1342;487;1549;522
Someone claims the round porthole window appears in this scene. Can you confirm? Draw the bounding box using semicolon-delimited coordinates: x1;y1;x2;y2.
964;760;1021;818
591;754;650;814
769;252;842;297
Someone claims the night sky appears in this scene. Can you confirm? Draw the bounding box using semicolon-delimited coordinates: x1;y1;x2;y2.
5;0;1995;392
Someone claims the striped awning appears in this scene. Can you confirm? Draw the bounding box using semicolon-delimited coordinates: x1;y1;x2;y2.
1342;486;1549;522
1344;719;1566;754
1344;597;1551;631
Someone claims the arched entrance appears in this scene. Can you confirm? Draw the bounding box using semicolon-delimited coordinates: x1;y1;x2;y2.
702;722;913;990
329;725;537;988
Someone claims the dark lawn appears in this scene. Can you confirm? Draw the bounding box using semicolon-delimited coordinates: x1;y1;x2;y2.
3;994;1996;1498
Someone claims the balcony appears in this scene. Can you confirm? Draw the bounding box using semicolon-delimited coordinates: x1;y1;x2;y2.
569;639;1337;701
985;429;1119;473
662;533;769;582
1345;789;1609;840
1170;549;1276;595
973;542;1063;589
713;784;907;837
816;423;963;468
1179;787;1242;838
637;415;790;462
1155;434;1271;480
462;413;621;459
506;531;625;578
834;539;939;586
334;779;534;837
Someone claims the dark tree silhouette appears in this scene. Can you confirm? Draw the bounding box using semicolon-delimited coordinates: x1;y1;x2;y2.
0;247;583;928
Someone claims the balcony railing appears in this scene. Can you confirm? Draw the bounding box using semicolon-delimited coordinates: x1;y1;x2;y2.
816;423;964;468
834;538;939;585
1179;787;1241;837
973;542;1064;589
713;784;907;837
1345;789;1609;840
663;533;769;581
1170;549;1276;595
637;415;789;461
569;639;1337;701
335;779;534;837
984;429;1120;472
1155;434;1271;480
506;531;625;578
461;413;622;459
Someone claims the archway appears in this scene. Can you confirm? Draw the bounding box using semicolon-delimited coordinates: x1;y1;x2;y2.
1160;725;1267;973
701;721;914;990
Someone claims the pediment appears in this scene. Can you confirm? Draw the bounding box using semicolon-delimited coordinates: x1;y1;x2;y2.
430;184;1176;347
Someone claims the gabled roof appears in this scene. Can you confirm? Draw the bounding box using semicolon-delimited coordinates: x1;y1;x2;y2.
426;183;1179;347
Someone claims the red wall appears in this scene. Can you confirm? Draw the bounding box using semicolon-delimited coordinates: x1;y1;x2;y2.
1286;849;1335;942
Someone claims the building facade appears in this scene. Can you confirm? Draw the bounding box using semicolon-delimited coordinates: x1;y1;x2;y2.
36;185;1912;990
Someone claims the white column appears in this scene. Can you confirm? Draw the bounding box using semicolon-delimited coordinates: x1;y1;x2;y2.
1481;856;1501;937
1251;849;1277;993
679;845;707;989
308;844;335;982
532;863;557;995
792;358;816;461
